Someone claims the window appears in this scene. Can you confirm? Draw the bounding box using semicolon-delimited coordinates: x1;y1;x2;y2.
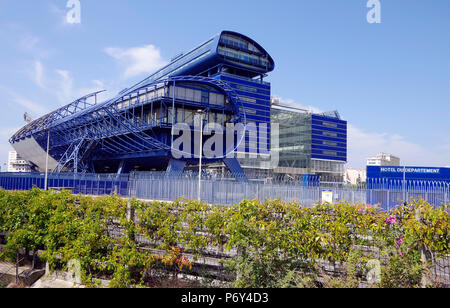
201;91;209;104
208;112;216;124
322;150;338;156
168;107;173;123
210;93;225;106
323;141;338;147
185;110;194;125
322;122;338;128
138;94;147;103
323;131;338;137
176;87;186;100
217;113;225;126
177;108;184;123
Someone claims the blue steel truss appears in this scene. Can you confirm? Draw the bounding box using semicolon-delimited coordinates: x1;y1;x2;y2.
10;76;247;175
9;31;280;181
11;90;105;141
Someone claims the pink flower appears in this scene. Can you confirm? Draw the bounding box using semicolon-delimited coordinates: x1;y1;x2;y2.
386;216;397;225
396;237;404;245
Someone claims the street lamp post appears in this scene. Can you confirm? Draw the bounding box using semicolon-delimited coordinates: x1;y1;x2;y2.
44;129;50;191
403;165;406;205
196;110;206;202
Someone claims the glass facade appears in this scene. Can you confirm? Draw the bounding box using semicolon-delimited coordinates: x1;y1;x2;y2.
271;108;311;169
270;107;347;183
218;34;271;71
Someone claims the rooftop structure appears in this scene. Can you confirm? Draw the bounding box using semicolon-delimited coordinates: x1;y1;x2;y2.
367;153;401;167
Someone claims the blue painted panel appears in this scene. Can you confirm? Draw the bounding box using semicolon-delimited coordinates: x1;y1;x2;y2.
311;124;347;134
367;166;450;182
311;139;347;148
311;154;347;162
312;119;347;130
311;149;347;157
311;144;347;152
312;114;347;125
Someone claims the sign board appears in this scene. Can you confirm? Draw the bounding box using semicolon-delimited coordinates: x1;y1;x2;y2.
367;166;450;182
321;190;333;204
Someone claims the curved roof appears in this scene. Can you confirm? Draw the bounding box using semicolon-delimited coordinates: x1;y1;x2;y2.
218;30;275;73
122;31;275;95
10;31;273;146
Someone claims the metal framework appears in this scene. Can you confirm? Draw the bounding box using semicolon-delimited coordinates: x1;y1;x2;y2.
10;31;277;180
10;76;247;175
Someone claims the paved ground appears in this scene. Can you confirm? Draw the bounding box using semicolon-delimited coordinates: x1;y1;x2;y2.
0;262;30;284
31;276;83;288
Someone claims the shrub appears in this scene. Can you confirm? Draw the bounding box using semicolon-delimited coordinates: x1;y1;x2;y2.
0;189;447;288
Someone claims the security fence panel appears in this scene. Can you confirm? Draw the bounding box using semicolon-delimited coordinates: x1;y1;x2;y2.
0;173;448;210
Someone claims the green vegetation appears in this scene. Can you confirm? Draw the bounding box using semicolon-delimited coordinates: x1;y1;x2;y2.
0;188;448;288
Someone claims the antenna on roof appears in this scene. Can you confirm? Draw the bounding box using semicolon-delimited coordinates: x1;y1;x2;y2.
23;112;33;123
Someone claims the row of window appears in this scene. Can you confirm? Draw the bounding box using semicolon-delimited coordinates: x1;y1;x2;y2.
142;107;232;126
117;85;228;111
218;46;270;69
312;129;347;139
310;160;345;173
220;34;261;54
219;74;271;89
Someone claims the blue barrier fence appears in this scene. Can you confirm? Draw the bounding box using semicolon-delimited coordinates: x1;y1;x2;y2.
0;172;129;196
366;178;450;210
0;172;448;210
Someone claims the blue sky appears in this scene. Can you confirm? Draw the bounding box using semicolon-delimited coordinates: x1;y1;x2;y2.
0;0;449;169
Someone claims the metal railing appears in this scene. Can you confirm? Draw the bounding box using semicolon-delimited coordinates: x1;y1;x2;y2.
129;177;321;206
0;172;448;209
0;172;129;196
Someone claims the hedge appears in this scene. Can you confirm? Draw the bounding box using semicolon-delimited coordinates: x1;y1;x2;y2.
0;188;448;288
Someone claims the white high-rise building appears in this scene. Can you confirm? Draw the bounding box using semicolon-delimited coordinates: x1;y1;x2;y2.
8;151;32;173
367;153;401;167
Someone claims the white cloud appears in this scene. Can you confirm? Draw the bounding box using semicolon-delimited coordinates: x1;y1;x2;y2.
104;45;167;79
0;85;48;117
19;35;40;52
33;61;45;88
53;72;108;104
13;97;48;116
16;32;52;59
30;61;105;106
55;69;74;103
347;124;450;168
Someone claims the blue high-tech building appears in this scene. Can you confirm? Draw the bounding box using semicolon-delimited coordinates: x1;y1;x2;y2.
9;30;347;183
9;31;275;180
270;104;347;183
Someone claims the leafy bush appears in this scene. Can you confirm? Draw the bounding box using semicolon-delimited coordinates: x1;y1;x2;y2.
0;189;448;288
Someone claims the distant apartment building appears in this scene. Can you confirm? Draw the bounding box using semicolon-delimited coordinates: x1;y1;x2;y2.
344;168;367;186
8;151;32;173
367;153;400;167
